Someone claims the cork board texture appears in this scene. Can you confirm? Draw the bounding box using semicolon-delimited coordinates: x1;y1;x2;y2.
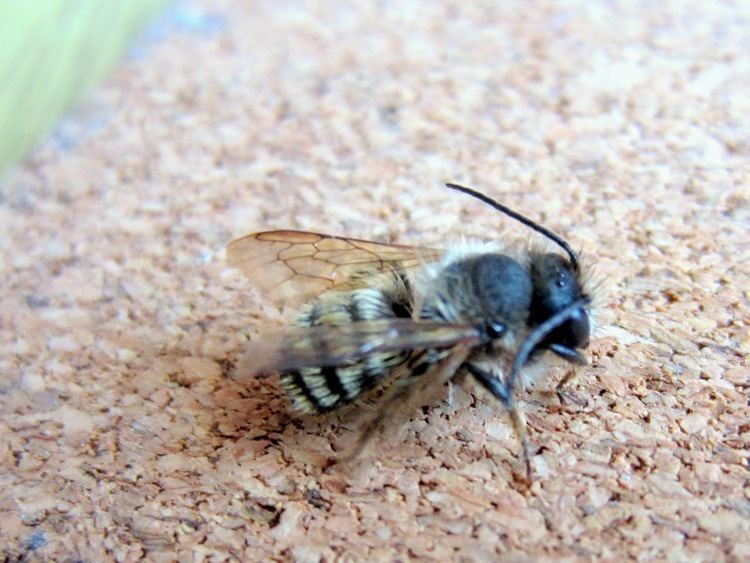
2;1;748;561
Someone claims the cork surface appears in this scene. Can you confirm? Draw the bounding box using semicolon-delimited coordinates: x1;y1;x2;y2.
2;1;749;560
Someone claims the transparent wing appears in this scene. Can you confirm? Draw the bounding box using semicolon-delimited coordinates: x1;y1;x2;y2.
226;230;442;303
231;319;482;378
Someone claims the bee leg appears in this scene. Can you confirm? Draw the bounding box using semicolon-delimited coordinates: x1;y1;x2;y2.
555;368;588;407
447;369;469;410
468;365;532;482
341;345;471;463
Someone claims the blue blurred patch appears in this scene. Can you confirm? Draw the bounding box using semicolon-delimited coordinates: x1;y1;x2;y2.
26;530;46;551
52;107;111;151
172;6;226;35
133;1;228;59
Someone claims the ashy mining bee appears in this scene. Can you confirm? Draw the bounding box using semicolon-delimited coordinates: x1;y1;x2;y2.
228;183;594;480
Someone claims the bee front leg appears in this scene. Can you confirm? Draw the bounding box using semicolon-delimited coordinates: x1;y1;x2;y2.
549;343;589;406
555;368;588;407
468;364;532;482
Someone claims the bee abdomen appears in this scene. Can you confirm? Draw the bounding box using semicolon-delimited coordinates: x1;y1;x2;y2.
282;351;408;413
282;286;414;414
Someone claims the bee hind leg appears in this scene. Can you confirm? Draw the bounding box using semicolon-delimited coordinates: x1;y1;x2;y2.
468;364;532;483
340;345;472;464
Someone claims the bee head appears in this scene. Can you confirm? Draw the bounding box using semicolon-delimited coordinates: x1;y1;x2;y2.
444;183;591;365
529;253;590;363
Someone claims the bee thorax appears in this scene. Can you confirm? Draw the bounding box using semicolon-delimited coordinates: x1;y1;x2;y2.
420;253;532;336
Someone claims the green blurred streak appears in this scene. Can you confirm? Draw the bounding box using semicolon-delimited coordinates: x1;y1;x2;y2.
0;0;168;178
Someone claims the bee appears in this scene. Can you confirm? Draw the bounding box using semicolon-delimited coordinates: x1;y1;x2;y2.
227;183;593;481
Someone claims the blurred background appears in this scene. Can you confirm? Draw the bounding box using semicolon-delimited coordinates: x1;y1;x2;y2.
1;1;748;560
0;2;176;178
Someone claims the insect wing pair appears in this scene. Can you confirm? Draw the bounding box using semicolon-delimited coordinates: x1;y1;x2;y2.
228;230;484;373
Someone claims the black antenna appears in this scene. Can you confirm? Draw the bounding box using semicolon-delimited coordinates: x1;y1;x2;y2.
445;182;579;271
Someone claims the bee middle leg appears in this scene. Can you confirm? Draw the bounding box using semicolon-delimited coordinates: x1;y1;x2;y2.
341;345;472;463
467;364;532;482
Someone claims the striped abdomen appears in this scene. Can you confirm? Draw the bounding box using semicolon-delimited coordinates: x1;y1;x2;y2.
281;286;414;413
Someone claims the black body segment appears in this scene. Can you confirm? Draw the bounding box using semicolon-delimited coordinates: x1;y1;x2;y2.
467;254;533;326
529;253;590;354
420;254;533;338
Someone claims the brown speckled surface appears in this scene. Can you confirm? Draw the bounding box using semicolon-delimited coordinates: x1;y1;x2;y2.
1;1;749;560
